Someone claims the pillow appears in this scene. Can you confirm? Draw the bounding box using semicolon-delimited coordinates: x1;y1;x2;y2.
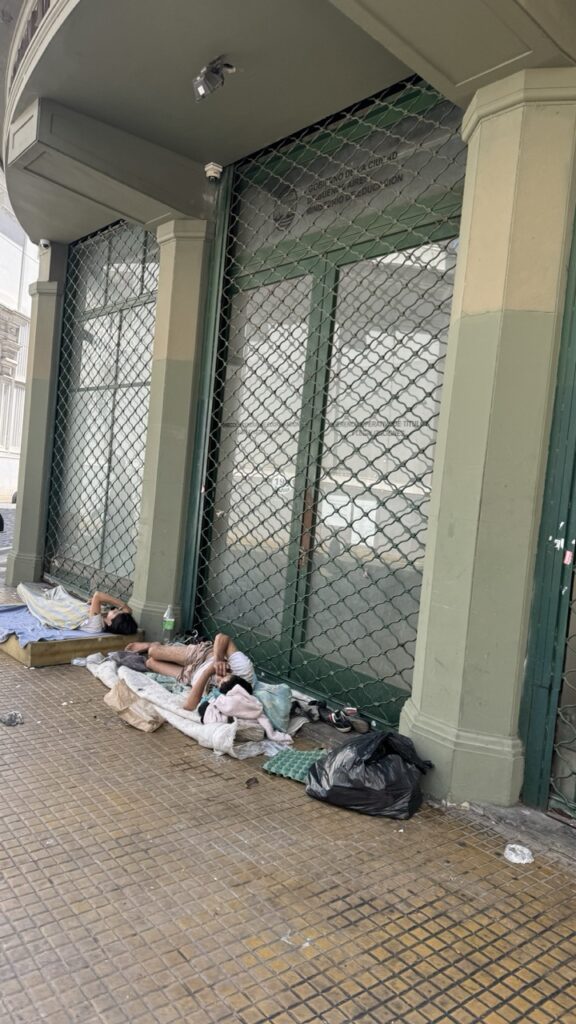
253;679;292;732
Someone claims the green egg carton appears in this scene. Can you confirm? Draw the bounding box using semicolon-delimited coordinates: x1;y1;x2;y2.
263;748;326;783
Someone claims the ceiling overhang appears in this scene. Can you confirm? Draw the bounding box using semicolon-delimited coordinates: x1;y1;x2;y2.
6;99;215;242
327;0;576;105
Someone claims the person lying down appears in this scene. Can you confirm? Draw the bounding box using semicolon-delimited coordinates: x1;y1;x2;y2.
16;582;138;636
121;633;291;741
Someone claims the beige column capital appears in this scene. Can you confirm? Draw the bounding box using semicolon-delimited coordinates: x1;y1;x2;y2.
462;67;576;143
29;280;63;298
156;219;209;244
453;67;576;322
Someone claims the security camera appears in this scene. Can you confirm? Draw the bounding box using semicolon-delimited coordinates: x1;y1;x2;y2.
39;238;51;250
193;56;236;102
204;162;223;183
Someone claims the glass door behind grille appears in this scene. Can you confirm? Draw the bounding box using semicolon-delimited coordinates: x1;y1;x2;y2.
200;274;313;670
288;244;455;708
199;240;456;717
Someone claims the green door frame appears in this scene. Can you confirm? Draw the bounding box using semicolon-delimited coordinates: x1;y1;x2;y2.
520;214;576;808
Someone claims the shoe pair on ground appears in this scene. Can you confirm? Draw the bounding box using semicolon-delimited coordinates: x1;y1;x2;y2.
292;699;370;733
321;706;370;733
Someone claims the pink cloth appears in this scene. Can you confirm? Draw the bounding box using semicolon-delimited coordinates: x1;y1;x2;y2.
204;685;291;743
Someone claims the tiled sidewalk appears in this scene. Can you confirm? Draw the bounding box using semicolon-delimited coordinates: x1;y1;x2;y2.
1;649;575;1024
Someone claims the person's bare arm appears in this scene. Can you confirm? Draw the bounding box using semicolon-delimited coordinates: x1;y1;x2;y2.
182;662;215;712
89;591;131;616
212;633;231;678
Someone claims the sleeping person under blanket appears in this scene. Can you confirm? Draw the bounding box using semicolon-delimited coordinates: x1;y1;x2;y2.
16;582;138;636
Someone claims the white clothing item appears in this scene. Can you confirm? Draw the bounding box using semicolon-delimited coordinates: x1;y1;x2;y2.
189;649;254;689
80;613;104;634
228;650;254;683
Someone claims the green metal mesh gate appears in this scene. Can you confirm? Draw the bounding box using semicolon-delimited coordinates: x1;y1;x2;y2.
196;79;466;724
549;573;576;821
44;221;159;600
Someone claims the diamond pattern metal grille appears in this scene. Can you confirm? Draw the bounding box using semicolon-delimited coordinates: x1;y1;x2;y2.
549;573;576;821
196;79;466;724
44;222;159;600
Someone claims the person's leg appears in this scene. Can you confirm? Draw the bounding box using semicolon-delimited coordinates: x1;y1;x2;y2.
148;642;189;666
144;642;192;677
145;656;182;678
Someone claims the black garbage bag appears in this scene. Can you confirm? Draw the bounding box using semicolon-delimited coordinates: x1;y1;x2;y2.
306;730;433;820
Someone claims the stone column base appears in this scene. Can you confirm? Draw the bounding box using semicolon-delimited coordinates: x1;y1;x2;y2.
400;699;525;806
5;551;44;587
129;598;183;641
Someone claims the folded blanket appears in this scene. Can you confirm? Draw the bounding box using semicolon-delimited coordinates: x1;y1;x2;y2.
204;685;292;743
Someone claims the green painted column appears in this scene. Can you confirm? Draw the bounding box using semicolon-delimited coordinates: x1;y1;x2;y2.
400;69;576;805
130;219;210;637
6;244;67;586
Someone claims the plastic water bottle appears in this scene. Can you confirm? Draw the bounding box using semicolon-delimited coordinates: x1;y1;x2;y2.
162;605;175;644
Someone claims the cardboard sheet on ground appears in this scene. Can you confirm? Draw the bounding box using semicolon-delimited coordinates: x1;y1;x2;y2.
86;659;304;759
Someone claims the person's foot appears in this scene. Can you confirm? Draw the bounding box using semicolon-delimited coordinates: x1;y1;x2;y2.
125;642;151;653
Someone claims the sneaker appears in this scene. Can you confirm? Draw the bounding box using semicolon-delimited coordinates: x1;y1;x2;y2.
305;702;321;722
317;703;351;730
291;700;321;723
327;711;352;732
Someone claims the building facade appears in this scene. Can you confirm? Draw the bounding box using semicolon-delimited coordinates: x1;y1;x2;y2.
3;0;576;816
0;169;37;500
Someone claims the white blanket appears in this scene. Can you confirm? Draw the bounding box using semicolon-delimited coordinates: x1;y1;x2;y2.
87;660;297;759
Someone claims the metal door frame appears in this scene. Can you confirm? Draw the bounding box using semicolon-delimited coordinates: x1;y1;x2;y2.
520;214;576;809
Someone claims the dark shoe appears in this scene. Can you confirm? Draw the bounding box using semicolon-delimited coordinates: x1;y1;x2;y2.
291;700;321;723
327;711;352;732
300;701;320;722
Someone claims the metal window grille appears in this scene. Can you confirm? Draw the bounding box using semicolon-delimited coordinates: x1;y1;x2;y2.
44;221;159;600
549;574;576;822
196;78;466;725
